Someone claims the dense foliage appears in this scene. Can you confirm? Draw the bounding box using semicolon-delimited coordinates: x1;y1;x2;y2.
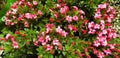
0;0;120;58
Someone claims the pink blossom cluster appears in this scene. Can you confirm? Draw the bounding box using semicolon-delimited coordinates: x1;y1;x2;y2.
59;4;69;15
56;26;68;37
64;10;85;23
88;20;105;34
91;3;117;49
55;4;85;23
34;32;62;51
94;3;116;23
86;3;118;58
4;0;42;27
66;15;79;23
68;24;77;32
93;28;117;47
5;34;19;49
45;23;54;33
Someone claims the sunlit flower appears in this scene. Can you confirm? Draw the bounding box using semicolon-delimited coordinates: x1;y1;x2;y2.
46;44;53;51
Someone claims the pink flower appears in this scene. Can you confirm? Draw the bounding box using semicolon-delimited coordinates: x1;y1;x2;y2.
66;15;73;23
60;8;66;15
88;21;95;29
46;28;51;33
18;14;24;21
97;32;103;36
68;25;77;32
100;24;105;30
79;53;84;57
60;6;69;15
68;25;73;31
94;24;100;29
101;40;107;46
88;29;96;34
52;39;60;46
12;41;19;49
97;36;107;42
11;9;17;14
64;6;69;11
45;35;51;42
56;26;62;33
46;24;54;33
26;2;32;9
102;29;107;34
96;8;101;13
38;10;42;16
11;2;17;9
98;3;107;9
106;18;112;23
104;49;112;55
93;40;100;47
38;36;44;43
73;16;78;21
58;45;62;50
73;6;78;11
109;14;115;19
93;49;98;54
46;44;53;51
32;14;37;19
79;10;85;19
6;11;11;16
18;0;25;6
24;21;29;27
4;19;11;25
56;4;61;8
108;33;113;39
100;20;105;24
46;24;54;28
56;26;68;37
61;31;68;37
25;13;32;19
112;9;116;15
5;34;11;39
33;1;38;5
80;15;84;19
79;10;85;15
97;52;105;58
94;13;102;19
108;44;116;49
107;6;113;13
34;40;38;46
11;37;15;42
54;13;58;19
42;42;47;45
112;33;117;38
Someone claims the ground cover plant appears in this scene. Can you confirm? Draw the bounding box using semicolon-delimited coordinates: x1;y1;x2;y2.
0;0;120;58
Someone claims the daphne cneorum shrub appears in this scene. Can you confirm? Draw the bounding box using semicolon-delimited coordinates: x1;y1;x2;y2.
0;0;120;58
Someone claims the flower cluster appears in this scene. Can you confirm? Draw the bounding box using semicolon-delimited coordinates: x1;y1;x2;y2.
4;0;42;27
56;26;68;37
5;34;19;49
34;32;62;52
87;3;118;58
94;3;116;23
